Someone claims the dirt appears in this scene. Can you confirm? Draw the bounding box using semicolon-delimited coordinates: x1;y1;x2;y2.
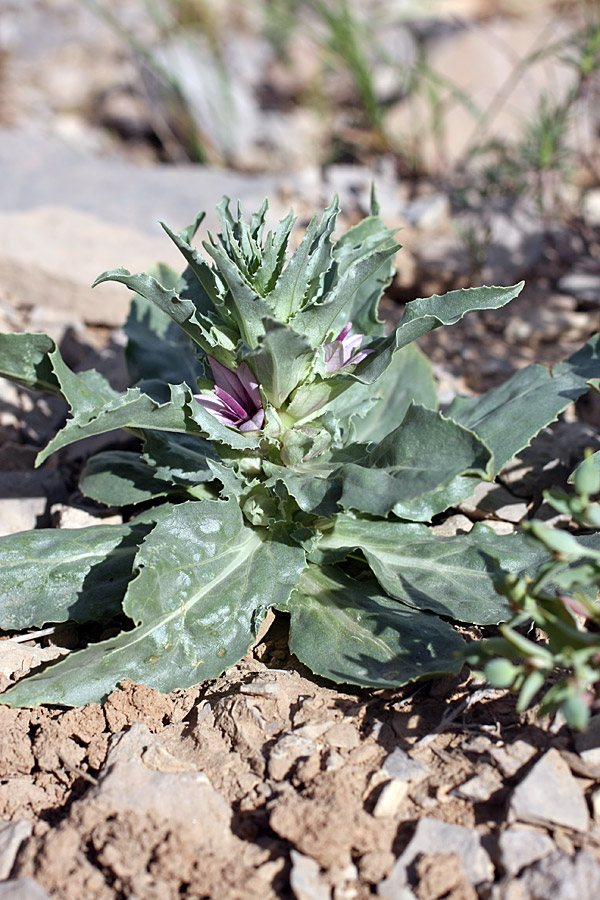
0;616;598;900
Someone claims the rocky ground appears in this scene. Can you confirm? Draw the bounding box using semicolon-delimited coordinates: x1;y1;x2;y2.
2;1;600;898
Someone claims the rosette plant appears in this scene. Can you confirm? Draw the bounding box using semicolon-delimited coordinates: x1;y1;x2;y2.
0;194;598;707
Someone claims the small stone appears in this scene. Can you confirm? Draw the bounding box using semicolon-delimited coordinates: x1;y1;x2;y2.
509;748;590;832
404;193;451;231
582;187;600;226
372;780;409;818
481;520;515;535
382;748;430;785
489;740;537;777
591;788;600;824
240;681;280;696
452;764;503;802
518;850;600;900
0;641;69;680
324;749;346;772
415;853;477;900
574;713;600;766
50;504;123;528
458;481;529;523
497;827;555;877
558;270;600;307
391;818;494;886
325;722;360;750
289;849;330;900
430;514;474;536
0;880;51;900
269;733;318;781
0;821;33;879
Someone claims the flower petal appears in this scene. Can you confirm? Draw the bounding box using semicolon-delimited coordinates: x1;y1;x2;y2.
236;362;262;410
208;358;248;409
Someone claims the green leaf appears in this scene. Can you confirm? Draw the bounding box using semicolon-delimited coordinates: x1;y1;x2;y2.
141;431;218;485
291;241;401;346
0;332;62;395
328;214;399;337
314;517;560;624
286;564;465;688
266;198;339;318
0;521;153;630
37;375;260;464
448;333;600;474
354;282;525;384
123;270;202;388
79;451;182;506
351;343;437;444
2;500;306;707
339;405;492;519
202;241;266;347
241;319;316;406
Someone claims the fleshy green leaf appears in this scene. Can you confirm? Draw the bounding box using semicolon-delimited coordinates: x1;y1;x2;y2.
354;282;525;384
291;242;401;346
449;333;600;474
313;517;562;624
79;451;182;506
241;319;316;407
0;521;153;629
328;214;399;336
350;343;437;444
0;332;62;395
266;198;339;318
141;431;218;485
339;405;492;519
1;500;306;707
286;564;465;688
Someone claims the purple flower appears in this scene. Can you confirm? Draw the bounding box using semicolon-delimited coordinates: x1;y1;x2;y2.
323;322;371;373
195;359;264;432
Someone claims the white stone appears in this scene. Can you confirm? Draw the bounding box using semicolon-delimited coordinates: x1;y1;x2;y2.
497;827;555;877
392;818;494;886
290;849;330;900
0;821;33;880
509;748;590;833
372;780;409;818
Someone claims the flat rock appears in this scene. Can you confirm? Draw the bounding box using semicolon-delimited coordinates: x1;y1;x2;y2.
382;748;430;785
518;850;600;900
489;740;537;778
0;820;33;879
558;270;600;307
289;849;330;900
574;713;600;767
497;827;555;877
452;764;503;802
0;471;66;536
458;480;528;523
391;817;494;886
268;733;318;781
0;880;50;900
372;780;409;818
509;748;590;832
324;722;359;750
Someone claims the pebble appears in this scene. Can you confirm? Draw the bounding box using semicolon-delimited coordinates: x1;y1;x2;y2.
430;514;474;536
509;748;590;833
0;821;33;880
497;827;555;877
452;764;503;802
489;740;537;778
268;733;318;781
0;471;66;536
381;748;430;785
371;780;409;819
574;713;600;767
50;504;123;529
404;193;451;231
324;722;360;750
388;818;494;887
289;849;330;900
582;187;600;226
518;850;600;900
0;881;51;900
558;270;600;307
458;481;529;523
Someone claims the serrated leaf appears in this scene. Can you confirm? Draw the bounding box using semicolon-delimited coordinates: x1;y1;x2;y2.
1;499;306;707
203;241;266;347
350;343;437;444
328;214;399;337
266;198;339;319
313;517;562;624
0;332;62;395
354;282;525;384
0;521;152;630
142;431;218;485
339;405;492;519
286;564;465;688
124;269;202;388
241;319;316;406
448;333;600;474
79;451;182;506
291;242;401;347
